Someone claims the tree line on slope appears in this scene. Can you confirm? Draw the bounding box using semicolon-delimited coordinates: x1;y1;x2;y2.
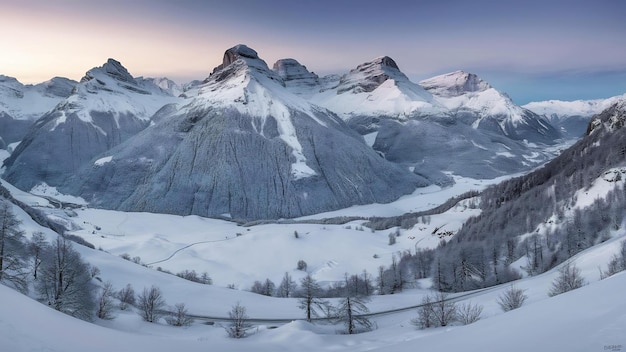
427;115;626;292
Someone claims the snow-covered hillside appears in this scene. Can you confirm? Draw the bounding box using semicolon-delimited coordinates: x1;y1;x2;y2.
1;179;624;351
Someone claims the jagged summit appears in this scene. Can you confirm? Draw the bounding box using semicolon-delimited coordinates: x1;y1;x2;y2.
223;44;259;64
81;58;135;84
273;58;320;95
420;70;491;97
309;55;441;122
336;56;405;94
211;44;260;73
207;44;283;84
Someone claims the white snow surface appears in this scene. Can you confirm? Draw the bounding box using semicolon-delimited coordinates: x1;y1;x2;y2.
94;155;113;166
1;196;625;351
29;183;88;205
1;168;626;351
421;71;531;126
573;167;625;209
0;75;70;120
523;93;626;118
309;58;445;119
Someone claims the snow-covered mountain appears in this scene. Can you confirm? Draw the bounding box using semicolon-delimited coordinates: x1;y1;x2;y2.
273;59;561;179
420;71;560;145
272;58;321;96
304;56;445;133
2;59;180;190
61;45;424;220
523;93;626;138
0;75;77;145
136;76;183;97
370;70;561;179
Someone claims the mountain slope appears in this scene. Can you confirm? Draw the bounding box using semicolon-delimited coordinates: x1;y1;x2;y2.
2;59;179;190
420;71;560;144
431;99;626;291
306;56;444;133
365;70;562;179
62;45;425;220
0;75;77;145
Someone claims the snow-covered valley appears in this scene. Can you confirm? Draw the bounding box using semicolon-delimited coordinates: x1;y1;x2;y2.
1;156;626;351
1;41;626;352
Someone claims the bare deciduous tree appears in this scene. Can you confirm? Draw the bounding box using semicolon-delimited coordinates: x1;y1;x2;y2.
226;302;253;338
37;237;96;321
28;231;48;280
166;303;194;327
497;285;528;312
430;292;457;327
548;262;586;297
456;302;483;325
137;285;166;323
96;281;116;320
600;241;626;279
412;292;457;329
117;283;136;310
411;295;435;329
0;202;28;292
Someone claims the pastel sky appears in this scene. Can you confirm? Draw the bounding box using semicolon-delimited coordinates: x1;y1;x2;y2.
1;0;625;104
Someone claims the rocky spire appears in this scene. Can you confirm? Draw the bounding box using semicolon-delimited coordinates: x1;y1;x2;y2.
81;58;135;84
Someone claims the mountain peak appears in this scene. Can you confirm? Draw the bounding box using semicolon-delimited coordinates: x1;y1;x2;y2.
210;44;265;75
205;44;284;91
223;44;259;64
420;70;491;97
81;58;135;84
375;56;399;70
273;58;319;94
336;55;407;94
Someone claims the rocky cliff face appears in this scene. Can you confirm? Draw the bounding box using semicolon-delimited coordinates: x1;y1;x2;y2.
63;45;425;220
586;99;626;135
273;59;320;95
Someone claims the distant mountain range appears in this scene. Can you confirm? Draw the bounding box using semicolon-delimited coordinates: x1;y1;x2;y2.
1;44;623;220
523;94;626;138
